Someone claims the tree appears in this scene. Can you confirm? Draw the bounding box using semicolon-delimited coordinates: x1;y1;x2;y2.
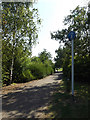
31;56;41;63
51;6;90;82
38;49;52;63
38;49;54;75
2;2;41;84
51;6;89;56
88;2;90;25
54;47;66;68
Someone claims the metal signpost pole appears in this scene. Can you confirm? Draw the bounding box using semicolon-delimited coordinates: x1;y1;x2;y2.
68;31;75;100
72;38;74;98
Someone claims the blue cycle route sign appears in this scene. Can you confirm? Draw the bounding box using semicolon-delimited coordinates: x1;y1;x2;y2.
67;31;76;98
67;31;76;40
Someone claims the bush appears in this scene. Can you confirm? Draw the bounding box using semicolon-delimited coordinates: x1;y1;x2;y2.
2;55;54;85
29;62;54;79
22;69;35;81
74;57;90;83
29;63;46;79
63;55;90;83
2;71;10;85
45;66;54;75
63;78;71;93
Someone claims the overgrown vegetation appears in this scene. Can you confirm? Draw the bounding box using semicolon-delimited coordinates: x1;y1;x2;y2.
49;4;89;118
51;5;90;83
2;2;54;86
49;80;88;118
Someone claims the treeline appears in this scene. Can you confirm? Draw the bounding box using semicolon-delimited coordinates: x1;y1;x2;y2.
51;5;90;83
2;2;54;85
3;49;54;85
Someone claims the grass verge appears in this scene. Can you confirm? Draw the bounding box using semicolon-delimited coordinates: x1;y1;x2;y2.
48;80;89;118
58;68;63;72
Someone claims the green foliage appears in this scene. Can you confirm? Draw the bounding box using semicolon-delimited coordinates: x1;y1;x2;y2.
49;81;88;118
88;2;90;24
29;63;46;79
2;2;42;85
44;60;54;75
51;6;90;83
22;69;35;82
2;48;54;85
74;55;90;82
38;49;52;63
28;55;54;80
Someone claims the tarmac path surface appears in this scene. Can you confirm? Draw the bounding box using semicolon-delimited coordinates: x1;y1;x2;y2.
2;72;63;119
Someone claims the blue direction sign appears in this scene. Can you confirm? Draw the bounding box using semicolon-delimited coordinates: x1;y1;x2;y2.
67;31;76;40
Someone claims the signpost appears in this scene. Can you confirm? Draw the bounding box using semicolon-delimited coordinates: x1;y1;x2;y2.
68;31;76;98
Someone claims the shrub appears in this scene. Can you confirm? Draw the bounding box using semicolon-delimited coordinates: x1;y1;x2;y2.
29;62;54;79
29;63;46;79
63;55;90;83
22;69;35;81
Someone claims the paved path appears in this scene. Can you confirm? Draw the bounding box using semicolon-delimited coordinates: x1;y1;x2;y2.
2;72;63;119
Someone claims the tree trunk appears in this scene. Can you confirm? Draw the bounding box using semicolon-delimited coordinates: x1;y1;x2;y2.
10;14;16;84
10;33;15;84
10;56;14;84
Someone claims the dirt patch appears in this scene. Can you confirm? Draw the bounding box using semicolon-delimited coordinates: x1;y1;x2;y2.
2;79;39;95
2;72;62;119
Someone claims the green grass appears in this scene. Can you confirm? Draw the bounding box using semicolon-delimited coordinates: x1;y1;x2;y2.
58;68;63;72
48;80;89;118
11;83;16;85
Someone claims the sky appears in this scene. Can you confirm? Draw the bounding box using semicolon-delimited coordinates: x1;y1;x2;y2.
32;0;89;60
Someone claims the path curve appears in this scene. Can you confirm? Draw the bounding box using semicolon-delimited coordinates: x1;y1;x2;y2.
2;72;63;119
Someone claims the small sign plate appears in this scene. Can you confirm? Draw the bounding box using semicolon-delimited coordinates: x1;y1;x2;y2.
68;31;76;40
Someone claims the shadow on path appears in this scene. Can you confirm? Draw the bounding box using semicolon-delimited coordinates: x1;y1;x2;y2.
53;71;63;81
2;73;63;119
